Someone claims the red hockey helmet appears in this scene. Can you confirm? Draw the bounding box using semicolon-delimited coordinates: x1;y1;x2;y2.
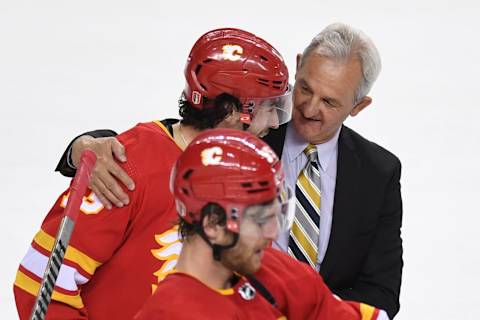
183;28;292;126
171;128;294;234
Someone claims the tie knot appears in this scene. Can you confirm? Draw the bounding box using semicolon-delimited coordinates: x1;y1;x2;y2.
304;144;318;162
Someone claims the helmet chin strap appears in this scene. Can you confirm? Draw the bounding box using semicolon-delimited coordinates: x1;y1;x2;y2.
211;234;239;261
193;224;240;261
240;103;253;131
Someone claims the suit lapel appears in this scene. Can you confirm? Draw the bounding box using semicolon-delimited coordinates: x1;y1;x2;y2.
320;126;362;280
263;123;288;157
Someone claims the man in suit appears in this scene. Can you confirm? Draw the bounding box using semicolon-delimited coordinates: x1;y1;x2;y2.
56;23;402;318
266;23;403;318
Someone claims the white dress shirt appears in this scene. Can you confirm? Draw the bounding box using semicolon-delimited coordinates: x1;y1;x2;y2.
274;122;341;270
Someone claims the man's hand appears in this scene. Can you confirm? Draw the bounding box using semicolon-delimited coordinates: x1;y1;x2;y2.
71;136;135;209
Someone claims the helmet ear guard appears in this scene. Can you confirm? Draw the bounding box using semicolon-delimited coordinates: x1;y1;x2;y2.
183;203;239;261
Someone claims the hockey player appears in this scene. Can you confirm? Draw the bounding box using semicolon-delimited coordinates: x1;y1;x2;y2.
13;28;292;319
134;128;388;320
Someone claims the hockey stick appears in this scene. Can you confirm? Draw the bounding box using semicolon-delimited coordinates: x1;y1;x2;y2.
29;150;97;320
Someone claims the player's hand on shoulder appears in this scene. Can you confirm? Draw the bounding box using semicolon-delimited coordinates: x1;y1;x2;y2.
72;136;135;210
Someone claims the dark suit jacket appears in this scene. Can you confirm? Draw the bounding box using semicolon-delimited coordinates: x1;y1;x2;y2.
56;122;403;318
264;123;403;318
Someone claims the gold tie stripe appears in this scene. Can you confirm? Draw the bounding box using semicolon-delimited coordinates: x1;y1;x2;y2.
288;144;321;268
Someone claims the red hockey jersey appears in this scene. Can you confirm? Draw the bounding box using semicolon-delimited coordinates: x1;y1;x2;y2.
257;247;387;320
14;121;184;319
134;272;286;320
134;248;386;320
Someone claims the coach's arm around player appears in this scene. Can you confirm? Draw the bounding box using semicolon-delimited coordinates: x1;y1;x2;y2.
55;130;134;210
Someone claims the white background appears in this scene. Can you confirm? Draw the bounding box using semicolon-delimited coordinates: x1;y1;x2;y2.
1;0;479;318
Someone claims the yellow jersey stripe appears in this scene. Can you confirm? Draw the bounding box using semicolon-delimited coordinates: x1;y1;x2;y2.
21;246;89;291
360;303;376;320
217;288;235;295
168;270;235;295
15;270;84;309
152;120;174;140
152;120;184;150
34;229;101;276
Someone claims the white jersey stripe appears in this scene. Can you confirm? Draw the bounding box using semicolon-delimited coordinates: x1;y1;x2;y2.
21;246;89;292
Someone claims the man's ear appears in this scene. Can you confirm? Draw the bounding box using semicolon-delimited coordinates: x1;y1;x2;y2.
217;108;243;130
202;213;227;243
350;96;372;117
296;53;303;77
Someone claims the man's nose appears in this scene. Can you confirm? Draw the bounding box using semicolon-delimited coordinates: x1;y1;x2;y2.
263;219;279;241
268;111;280;129
301;98;321;118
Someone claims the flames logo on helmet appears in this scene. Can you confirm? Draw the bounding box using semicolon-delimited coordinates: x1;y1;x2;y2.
221;44;243;61
201;147;223;166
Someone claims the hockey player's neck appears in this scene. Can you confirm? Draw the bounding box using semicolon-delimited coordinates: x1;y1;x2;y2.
173;123;202;150
176;241;233;290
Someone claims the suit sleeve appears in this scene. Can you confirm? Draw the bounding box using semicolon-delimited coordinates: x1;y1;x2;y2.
334;159;403;319
55;129;118;177
13;181;138;319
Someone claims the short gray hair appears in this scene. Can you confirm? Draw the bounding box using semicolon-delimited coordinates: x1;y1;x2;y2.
301;23;382;103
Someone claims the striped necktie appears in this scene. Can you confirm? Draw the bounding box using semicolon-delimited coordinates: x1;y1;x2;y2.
288;144;321;268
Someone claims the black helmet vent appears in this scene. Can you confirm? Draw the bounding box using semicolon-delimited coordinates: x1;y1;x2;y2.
247;188;269;194
183;169;193;180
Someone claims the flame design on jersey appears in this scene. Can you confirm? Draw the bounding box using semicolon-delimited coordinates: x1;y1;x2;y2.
150;226;182;293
